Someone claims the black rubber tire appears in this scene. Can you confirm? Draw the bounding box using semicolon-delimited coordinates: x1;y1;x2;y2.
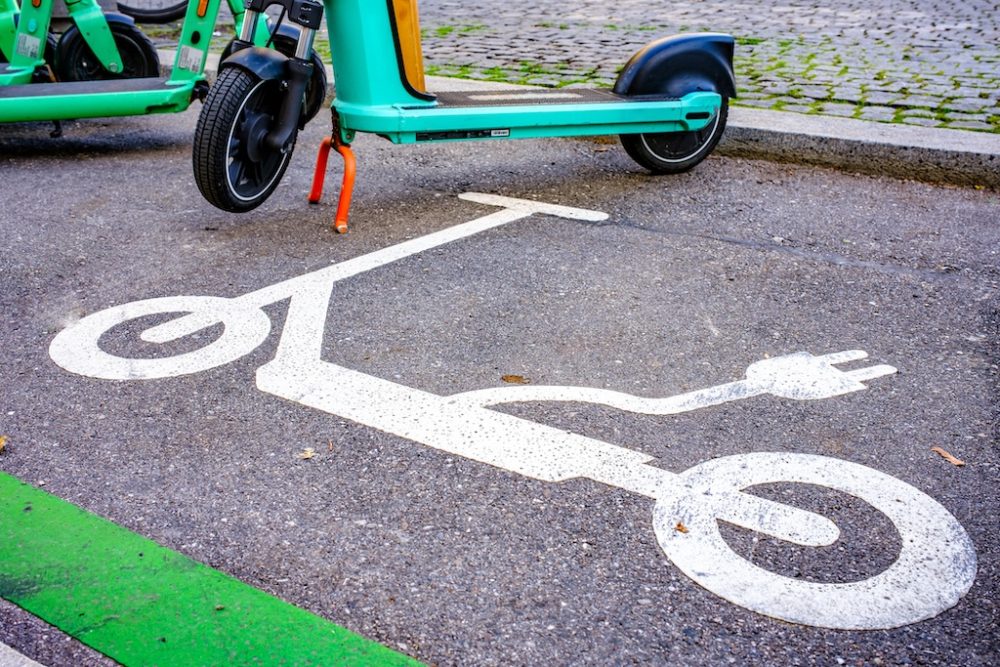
620;98;729;174
193;66;295;212
220;32;328;125
116;0;188;24
54;20;159;81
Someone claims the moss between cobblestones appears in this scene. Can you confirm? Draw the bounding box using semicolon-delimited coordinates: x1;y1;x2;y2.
417;30;999;134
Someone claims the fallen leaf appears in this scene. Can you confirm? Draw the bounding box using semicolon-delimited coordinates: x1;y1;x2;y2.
0;435;7;454
675;522;689;534
297;448;316;460
931;446;965;467
502;374;529;384
327;440;334;452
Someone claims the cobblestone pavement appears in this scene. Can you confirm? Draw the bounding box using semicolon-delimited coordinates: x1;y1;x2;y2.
416;0;999;133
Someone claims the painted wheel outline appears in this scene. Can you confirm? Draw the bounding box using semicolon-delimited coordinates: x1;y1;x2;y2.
653;452;977;630
49;296;271;380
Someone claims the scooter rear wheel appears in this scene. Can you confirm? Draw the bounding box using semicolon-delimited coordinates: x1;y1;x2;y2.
193;67;295;212
620;98;728;174
54;19;160;81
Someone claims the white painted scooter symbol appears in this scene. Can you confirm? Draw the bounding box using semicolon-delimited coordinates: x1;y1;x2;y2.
49;194;977;630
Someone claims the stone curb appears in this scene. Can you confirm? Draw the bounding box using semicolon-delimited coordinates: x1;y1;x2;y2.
164;51;999;190
722;107;999;189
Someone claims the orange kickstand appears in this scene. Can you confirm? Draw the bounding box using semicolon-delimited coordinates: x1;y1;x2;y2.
308;134;356;234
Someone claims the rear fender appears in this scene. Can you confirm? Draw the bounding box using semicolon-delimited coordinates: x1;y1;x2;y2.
614;33;736;98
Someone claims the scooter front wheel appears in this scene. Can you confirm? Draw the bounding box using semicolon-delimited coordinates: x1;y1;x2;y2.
193;67;295;213
620;98;728;174
220;33;328;125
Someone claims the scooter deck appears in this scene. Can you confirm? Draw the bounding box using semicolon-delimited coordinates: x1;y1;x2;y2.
339;88;717;144
0;76;195;122
0;76;173;99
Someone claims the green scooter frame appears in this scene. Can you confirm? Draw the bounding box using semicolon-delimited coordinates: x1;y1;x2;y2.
0;0;280;123
193;0;736;231
0;0;18;63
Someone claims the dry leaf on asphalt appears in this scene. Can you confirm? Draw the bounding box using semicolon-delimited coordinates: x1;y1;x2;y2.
502;374;530;384
0;435;7;454
931;446;965;467
297;448;317;460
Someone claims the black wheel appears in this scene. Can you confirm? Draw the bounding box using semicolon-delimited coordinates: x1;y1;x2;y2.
117;0;188;24
193;67;295;212
55;19;159;81
620;98;728;174
220;30;328;124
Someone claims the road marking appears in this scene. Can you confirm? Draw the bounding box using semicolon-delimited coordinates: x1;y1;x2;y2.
47;193;977;630
0;642;43;667
0;473;421;667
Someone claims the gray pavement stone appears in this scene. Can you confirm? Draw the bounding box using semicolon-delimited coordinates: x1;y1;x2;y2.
819;102;859;117
901;117;942;127
857;106;898;122
863;92;903;105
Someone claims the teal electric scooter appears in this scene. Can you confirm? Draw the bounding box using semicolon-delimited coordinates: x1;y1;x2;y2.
193;0;736;232
0;0;325;128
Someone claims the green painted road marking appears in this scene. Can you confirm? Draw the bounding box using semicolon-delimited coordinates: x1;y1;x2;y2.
0;473;422;666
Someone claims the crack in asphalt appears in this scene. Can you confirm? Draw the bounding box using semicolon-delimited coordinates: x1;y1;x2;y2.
600;216;989;285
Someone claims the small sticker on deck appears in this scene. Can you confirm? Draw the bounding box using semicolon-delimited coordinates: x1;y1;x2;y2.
15;34;41;60
178;45;204;73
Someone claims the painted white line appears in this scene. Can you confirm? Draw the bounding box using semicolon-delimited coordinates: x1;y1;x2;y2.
0;642;44;667
139;194;605;347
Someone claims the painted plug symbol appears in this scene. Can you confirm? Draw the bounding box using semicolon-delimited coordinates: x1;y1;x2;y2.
450;349;898;416
742;350;897;401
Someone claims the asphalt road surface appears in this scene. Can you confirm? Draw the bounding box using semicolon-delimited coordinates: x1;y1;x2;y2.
1;108;998;666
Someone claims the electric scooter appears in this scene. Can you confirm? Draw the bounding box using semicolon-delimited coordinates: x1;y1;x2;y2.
193;0;736;232
0;0;326;127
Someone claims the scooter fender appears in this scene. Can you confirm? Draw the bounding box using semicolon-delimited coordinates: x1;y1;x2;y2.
613;32;737;99
219;46;289;82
